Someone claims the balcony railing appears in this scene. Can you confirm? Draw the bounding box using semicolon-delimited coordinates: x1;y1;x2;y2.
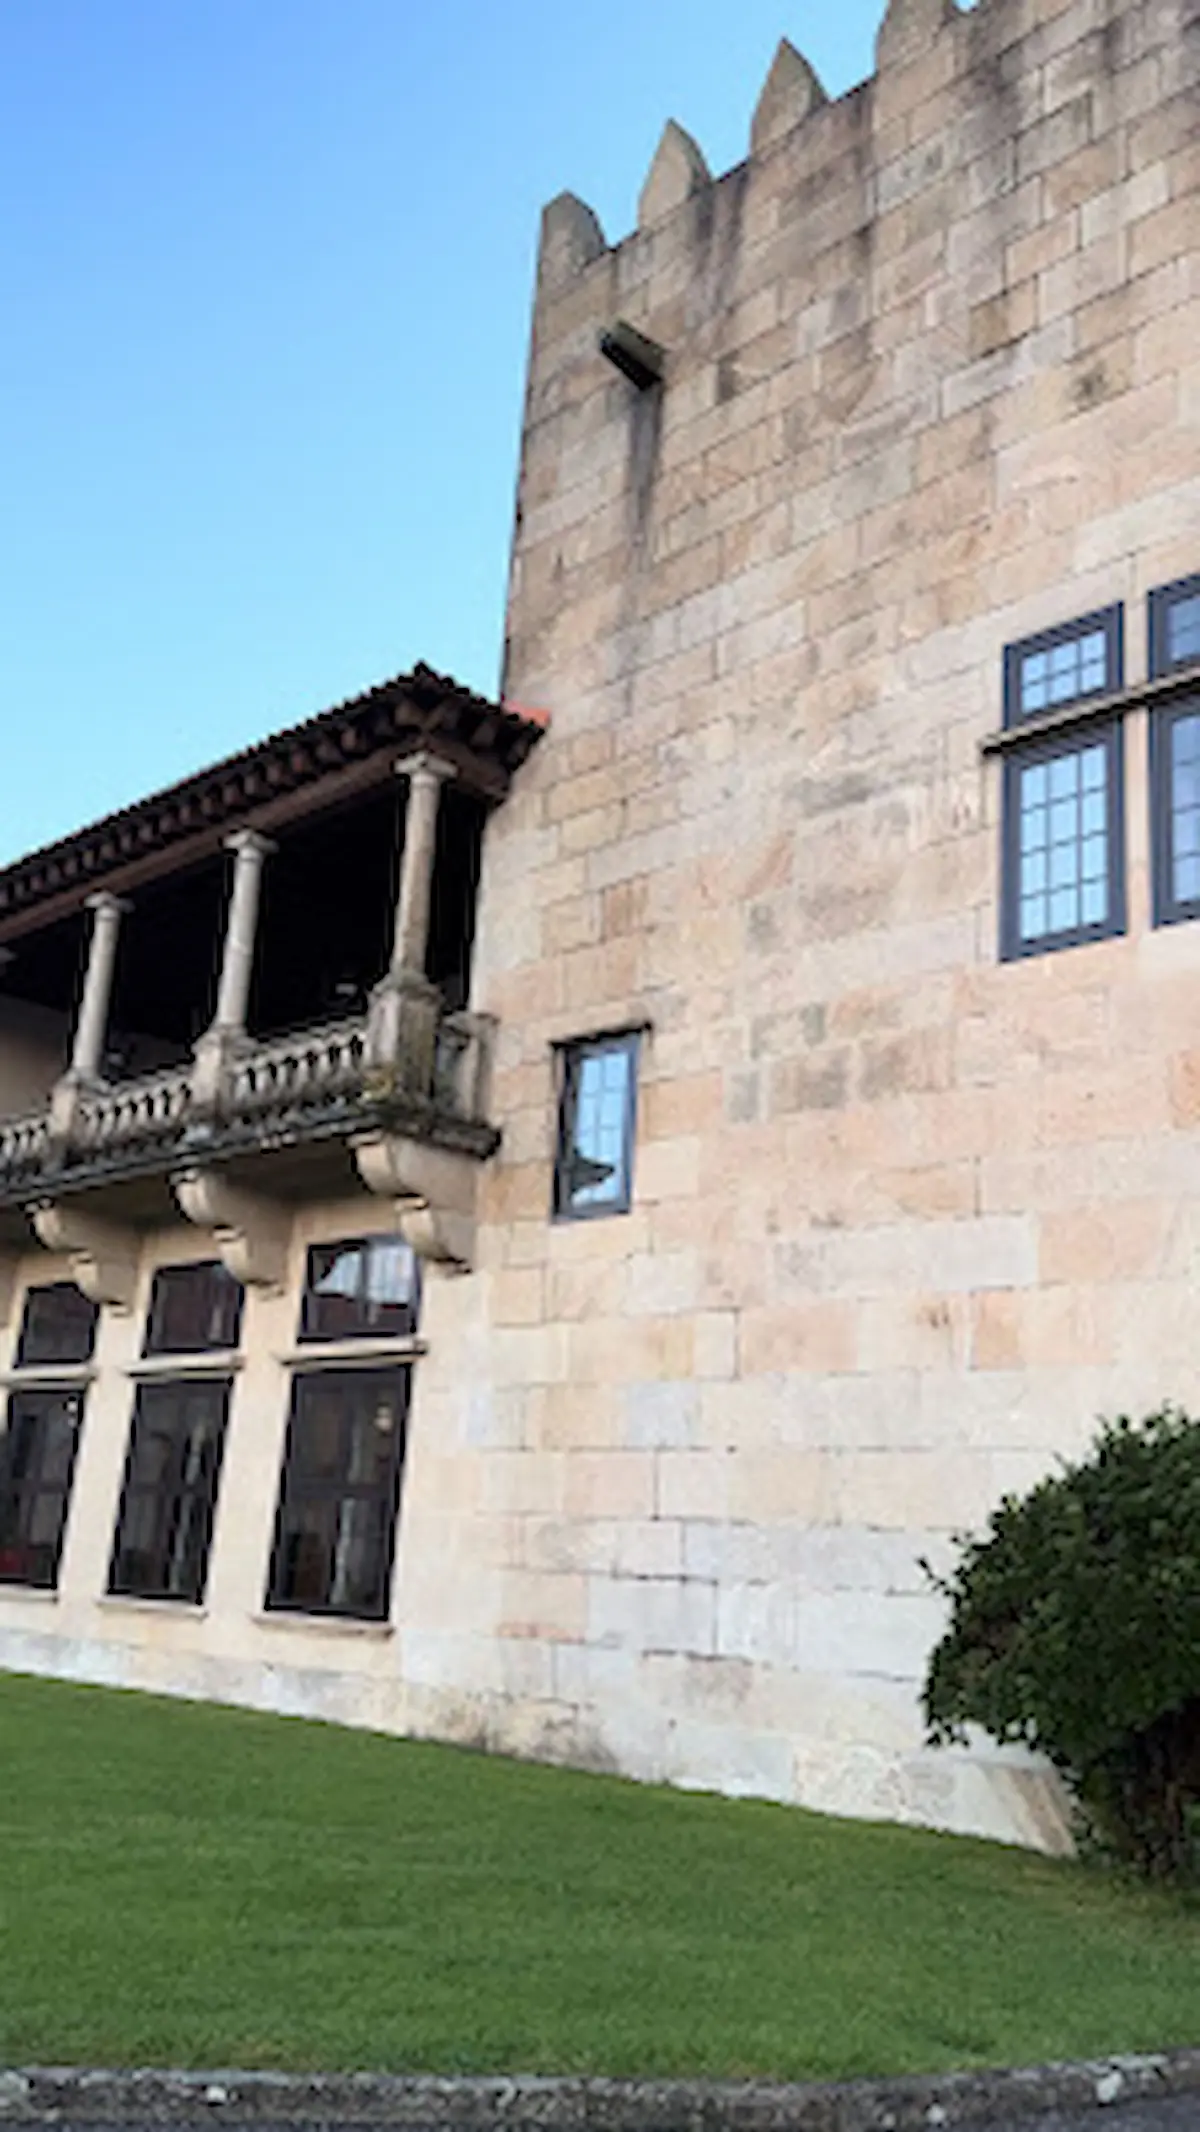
0;1004;495;1206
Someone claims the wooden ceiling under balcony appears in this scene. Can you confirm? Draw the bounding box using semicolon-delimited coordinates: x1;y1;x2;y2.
0;664;548;944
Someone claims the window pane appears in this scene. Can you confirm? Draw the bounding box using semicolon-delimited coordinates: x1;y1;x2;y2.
1080;878;1107;925
16;1283;98;1368
555;1035;639;1217
1023;631;1108;711
1169;712;1200;910
0;1390;83;1589
300;1236;419;1343
267;1369;408;1621
144;1264;243;1355
1167;594;1200;667
109;1380;231;1603
1015;743;1109;946
1012;615;1117;724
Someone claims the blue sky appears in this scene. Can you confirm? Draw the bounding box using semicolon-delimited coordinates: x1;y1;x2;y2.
1;1;893;862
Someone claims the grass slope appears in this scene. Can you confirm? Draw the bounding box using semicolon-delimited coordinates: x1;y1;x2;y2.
0;1670;1197;2078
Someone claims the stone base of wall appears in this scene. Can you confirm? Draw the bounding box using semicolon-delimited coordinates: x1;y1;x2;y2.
0;1622;1074;1857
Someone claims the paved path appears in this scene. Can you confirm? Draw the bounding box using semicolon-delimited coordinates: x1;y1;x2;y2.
982;2103;1200;2129
6;2112;1200;2132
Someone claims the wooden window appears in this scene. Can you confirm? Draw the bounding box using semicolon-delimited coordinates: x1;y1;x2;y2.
1149;575;1200;929
266;1368;409;1621
553;1031;641;1220
1000;610;1125;960
298;1236;418;1344
16;1282;98;1368
144;1261;243;1356
108;1380;231;1605
0;1388;85;1590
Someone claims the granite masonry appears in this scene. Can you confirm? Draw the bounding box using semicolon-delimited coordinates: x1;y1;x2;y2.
0;0;1198;1850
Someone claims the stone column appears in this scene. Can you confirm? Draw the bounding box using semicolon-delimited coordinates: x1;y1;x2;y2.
366;754;455;1088
390;753;455;980
70;893;128;1082
191;829;275;1113
213;830;275;1037
49;892;129;1143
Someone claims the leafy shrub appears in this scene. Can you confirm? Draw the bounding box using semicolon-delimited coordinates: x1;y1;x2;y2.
922;1406;1200;1884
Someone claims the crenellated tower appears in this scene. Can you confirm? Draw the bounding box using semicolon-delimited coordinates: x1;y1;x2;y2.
457;0;1200;1844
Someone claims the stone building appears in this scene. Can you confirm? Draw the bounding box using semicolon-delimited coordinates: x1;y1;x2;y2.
1;0;1198;1850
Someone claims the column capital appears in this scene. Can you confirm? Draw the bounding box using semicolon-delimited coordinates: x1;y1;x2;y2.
84;891;132;918
394;750;456;788
223;828;277;860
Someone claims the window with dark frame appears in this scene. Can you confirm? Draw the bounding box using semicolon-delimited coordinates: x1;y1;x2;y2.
1149;574;1200;929
16;1281;98;1368
1000;608;1126;960
1149;574;1200;680
0;1388;85;1590
0;1284;98;1591
298;1236;419;1344
265;1367;410;1621
553;1031;641;1220
108;1379;232;1605
143;1260;243;1356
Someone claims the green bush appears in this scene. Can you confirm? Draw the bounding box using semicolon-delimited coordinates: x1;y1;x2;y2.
922;1406;1200;1885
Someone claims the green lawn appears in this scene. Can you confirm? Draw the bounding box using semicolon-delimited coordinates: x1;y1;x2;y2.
0;1670;1197;2079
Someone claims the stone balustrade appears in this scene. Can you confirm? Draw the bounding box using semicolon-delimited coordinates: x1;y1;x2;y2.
73;1062;195;1152
227;1017;368;1119
0;1001;495;1206
0;1107;52;1181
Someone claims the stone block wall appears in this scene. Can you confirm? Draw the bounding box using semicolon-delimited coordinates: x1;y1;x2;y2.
426;0;1200;1843
2;0;1197;1855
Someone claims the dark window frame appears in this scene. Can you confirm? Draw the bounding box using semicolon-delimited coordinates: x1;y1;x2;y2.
107;1377;233;1606
1002;604;1124;729
0;1386;86;1591
265;1366;410;1623
142;1260;244;1358
297;1235;420;1345
1149;573;1200;682
1000;608;1126;962
552;1029;641;1222
15;1282;99;1368
1148;576;1200;930
1149;692;1200;929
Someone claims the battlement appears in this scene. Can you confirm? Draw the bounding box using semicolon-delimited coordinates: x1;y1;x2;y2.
536;0;1189;296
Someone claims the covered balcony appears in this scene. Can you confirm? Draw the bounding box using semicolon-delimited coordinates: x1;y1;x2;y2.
0;665;544;1299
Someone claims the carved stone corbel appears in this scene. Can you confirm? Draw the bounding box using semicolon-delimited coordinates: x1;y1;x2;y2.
353;1132;479;1274
172;1168;290;1292
30;1202;139;1312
